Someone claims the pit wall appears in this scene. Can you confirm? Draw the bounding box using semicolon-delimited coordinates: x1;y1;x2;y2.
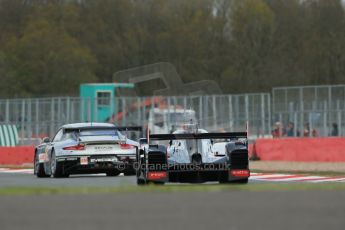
1;138;345;166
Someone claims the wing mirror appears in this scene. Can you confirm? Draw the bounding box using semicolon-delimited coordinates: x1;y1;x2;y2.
42;137;50;143
169;140;172;146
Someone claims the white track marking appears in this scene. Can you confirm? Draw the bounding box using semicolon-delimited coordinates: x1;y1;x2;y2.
249;173;345;183
1;169;345;183
0;168;33;174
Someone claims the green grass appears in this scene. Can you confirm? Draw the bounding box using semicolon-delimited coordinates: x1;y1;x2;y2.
1;183;345;196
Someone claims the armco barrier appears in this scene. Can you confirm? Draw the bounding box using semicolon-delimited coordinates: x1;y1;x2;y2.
254;137;345;162
0;146;35;165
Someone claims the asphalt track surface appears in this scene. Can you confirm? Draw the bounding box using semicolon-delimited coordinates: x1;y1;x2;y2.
0;172;137;188
0;190;344;230
0;173;345;230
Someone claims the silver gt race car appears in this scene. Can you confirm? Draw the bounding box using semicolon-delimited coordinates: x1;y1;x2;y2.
34;123;140;178
136;126;249;185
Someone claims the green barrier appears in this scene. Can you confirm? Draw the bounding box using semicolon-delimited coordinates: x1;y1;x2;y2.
0;125;18;147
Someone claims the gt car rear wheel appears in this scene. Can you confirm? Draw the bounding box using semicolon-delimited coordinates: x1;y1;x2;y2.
34;153;49;178
50;151;64;178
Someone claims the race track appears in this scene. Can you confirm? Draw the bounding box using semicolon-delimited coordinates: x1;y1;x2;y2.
1;170;345;230
1;190;345;230
1;169;345;188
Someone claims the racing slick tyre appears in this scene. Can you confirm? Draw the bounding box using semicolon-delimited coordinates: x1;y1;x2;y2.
136;178;146;185
34;152;49;178
50;151;66;178
234;178;249;184
106;170;121;176
153;181;165;185
219;178;248;184
124;170;136;176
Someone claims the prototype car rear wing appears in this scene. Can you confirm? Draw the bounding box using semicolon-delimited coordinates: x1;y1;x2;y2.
149;132;247;141
116;126;143;132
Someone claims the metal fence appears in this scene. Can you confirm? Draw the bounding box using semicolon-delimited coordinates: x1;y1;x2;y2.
272;85;345;137
2;84;345;146
0;94;271;145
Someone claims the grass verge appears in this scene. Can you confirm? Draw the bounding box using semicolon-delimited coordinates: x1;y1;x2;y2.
1;183;345;196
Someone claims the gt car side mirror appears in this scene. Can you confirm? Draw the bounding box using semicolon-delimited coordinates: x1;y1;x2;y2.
42;137;50;143
169;140;172;146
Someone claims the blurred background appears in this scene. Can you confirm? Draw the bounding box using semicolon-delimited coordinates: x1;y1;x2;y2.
1;0;345;145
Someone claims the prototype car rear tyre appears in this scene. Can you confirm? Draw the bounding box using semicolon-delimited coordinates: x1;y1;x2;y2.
219;178;248;184
106;170;121;176
137;178;146;185
34;152;49;178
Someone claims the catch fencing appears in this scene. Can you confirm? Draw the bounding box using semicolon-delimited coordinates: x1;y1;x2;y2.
2;84;345;146
0;94;271;145
272;85;345;137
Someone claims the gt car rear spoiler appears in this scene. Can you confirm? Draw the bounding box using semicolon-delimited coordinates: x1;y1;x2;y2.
64;126;142;132
149;132;247;141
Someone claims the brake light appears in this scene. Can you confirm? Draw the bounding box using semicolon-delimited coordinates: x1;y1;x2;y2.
147;171;167;180
230;169;250;177
63;144;85;151
120;143;134;149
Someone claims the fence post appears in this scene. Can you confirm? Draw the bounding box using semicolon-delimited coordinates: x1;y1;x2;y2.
323;101;328;137
50;98;55;137
20;99;25;145
35;99;39;138
299;88;304;137
268;94;272;136
212;95;217;131
66;97;70;123
198;96;202;128
245;94;249;132
228;95;233;131
308;113;313;137
5;99;9;123
261;94;265;137
27;99;32;139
